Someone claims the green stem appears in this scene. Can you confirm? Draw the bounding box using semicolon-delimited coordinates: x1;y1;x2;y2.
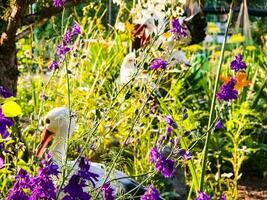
199;2;234;191
92;94;152;199
56;59;72;199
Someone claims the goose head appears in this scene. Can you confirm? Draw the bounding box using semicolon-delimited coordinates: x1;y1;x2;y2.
36;107;76;159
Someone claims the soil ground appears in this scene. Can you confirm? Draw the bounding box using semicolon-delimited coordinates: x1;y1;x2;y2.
238;177;267;200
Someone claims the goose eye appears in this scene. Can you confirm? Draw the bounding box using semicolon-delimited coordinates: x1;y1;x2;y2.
45;118;51;124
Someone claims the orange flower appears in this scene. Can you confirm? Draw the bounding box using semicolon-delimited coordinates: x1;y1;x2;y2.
235;72;250;90
220;74;230;84
220;72;250;90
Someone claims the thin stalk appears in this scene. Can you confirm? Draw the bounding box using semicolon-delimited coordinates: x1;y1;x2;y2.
56;59;72;199
93;71;165;199
93;93;152;199
199;2;234;191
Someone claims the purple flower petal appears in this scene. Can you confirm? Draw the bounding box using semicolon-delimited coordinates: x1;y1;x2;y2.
170;18;187;39
216;78;238;102
150;58;167;70
230;54;247;72
141;185;160;200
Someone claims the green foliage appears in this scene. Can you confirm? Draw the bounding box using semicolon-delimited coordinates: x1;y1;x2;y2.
0;1;266;199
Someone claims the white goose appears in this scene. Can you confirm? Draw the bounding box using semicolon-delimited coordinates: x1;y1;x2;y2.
36;107;145;198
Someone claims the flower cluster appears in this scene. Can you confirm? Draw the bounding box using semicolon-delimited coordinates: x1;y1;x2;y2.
149;58;167;70
164;116;175;136
0;86;13;98
195;190;210;200
53;0;65;8
141;185;160;200
149;114;193;179
48;23;81;70
57;23;81;59
216;77;238;102
217;54;248;102
215;119;224;130
63;157;100;199
170;18;187;39
149;147;174;178
0;108;13;139
230;54;246;73
101;183;115;200
7;154;59;200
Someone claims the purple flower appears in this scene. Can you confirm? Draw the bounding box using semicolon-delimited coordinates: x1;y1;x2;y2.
63;29;72;45
215;119;224;130
7;190;29;200
149;147;161;163
48;60;59;70
230;54;246;72
57;44;71;58
165;126;172;136
102;183;115;200
150;58;167;70
78;157;99;188
183;150;191;160
72;23;81;35
141;185;160;200
63;157;99;199
29;154;58;199
150;106;157;114
0;157;3;168
216;78;238;102
195;190;210;200
178;149;191;160
220;194;226;200
7;154;59;200
53;0;64;7
164;116;174;126
76;146;81;153
6;169;32;200
63;175;90;200
0;108;13;139
0;86;13;98
171;18;187;39
155;157;175;178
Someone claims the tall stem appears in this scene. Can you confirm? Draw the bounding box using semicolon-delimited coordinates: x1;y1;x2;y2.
199;2;234;191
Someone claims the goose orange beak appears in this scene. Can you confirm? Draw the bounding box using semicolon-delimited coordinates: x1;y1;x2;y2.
36;128;54;158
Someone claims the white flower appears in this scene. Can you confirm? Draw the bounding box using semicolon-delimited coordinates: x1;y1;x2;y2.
113;0;125;7
115;22;125;32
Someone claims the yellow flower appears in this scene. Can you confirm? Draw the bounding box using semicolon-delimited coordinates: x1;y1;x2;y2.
209;50;231;60
163;31;171;39
183;44;202;52
125;21;135;33
2;100;22;117
246;45;256;51
96;18;104;31
228;33;245;44
207;22;220;34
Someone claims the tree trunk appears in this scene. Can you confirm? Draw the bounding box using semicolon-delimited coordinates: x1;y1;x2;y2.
0;41;18;95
